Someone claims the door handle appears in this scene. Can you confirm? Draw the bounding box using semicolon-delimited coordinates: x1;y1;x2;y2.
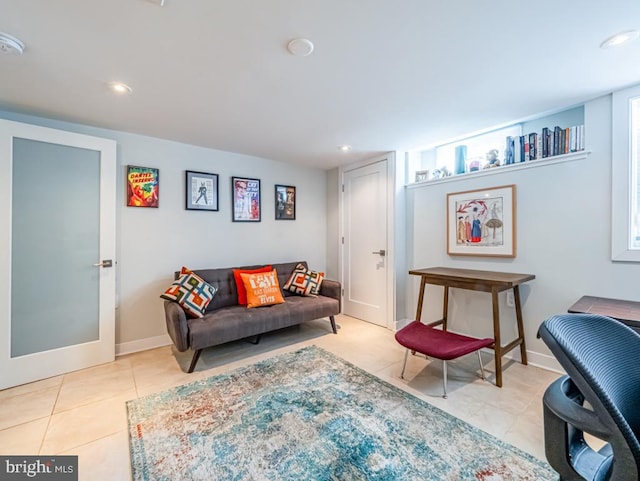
93;259;113;268
371;250;386;256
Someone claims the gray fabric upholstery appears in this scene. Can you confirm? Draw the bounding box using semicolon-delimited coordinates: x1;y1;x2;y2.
164;261;340;355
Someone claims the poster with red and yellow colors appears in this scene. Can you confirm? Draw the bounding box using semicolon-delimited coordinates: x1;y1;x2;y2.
127;166;159;208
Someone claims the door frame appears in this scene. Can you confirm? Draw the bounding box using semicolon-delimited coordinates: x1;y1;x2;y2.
339;152;396;329
0;119;117;389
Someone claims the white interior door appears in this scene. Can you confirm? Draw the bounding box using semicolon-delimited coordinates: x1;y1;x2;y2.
342;160;389;326
0;120;116;390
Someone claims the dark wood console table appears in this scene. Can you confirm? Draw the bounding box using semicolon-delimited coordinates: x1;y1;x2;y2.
409;267;536;387
568;295;640;333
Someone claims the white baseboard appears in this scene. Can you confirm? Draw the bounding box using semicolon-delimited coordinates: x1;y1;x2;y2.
116;334;172;357
394;318;413;331
502;348;564;374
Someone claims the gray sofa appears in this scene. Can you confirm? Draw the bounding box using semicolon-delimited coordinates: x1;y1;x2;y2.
163;261;341;372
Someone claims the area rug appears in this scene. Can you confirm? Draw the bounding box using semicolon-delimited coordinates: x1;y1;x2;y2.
127;346;556;481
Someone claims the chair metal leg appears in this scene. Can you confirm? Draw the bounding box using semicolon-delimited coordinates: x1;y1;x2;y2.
442;360;448;398
477;350;486;381
400;349;409;379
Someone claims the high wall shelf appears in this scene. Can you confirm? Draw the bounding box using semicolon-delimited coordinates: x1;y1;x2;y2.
406;150;590;189
406;105;587;188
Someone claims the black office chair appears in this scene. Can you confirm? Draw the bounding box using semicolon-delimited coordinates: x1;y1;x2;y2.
538;313;640;481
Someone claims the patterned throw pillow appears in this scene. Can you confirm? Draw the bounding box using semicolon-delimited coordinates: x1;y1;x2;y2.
161;272;217;318
283;263;325;296
240;269;285;308
233;265;273;305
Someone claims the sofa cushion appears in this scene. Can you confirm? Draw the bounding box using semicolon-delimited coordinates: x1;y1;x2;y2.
186;261;307;311
160;272;217;318
283;263;325;296
233;265;273;305
241;269;285;308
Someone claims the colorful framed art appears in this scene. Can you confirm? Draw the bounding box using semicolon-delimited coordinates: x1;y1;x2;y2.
232;177;261;222
446;184;516;257
275;184;296;220
126;165;159;208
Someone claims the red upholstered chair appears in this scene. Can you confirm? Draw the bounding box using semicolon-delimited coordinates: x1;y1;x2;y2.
395;320;494;398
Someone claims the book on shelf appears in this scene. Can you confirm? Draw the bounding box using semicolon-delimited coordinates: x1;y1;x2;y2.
528;133;537;160
505;136;515;165
506;123;584;166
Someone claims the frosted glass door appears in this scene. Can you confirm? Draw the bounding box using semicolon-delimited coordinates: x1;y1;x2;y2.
0;119;116;390
11;138;100;357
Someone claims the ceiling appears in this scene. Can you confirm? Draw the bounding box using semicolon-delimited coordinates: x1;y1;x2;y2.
2;0;640;170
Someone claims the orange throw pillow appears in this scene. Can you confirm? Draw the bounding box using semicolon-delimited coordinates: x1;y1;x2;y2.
240;269;285;308
233;265;273;305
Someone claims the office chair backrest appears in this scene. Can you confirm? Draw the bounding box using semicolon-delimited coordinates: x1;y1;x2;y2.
539;313;640;461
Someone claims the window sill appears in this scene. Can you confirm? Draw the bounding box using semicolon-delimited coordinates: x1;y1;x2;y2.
406;150;591;189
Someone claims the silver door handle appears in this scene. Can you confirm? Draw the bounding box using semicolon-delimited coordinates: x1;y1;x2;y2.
93;259;113;268
371;250;386;256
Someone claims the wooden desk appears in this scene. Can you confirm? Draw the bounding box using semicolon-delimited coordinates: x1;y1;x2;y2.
568;295;640;333
409;267;536;387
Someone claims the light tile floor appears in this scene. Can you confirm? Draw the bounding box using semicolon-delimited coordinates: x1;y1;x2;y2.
0;315;562;480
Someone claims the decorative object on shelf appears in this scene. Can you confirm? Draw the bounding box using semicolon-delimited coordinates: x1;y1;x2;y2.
126;165;159;208
454;145;467;174
446;184;516;257
232;177;260;222
275;184;296;220
433;166;452;179
185;170;218;211
468;159;481;172
414;170;429;182
486;149;501;168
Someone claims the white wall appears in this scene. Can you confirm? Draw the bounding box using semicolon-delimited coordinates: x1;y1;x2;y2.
1;110;328;350
404;93;639;371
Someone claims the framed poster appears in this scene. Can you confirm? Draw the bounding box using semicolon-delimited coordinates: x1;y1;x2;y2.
232;176;261;222
446;184;516;257
126;165;159;208
275;184;296;220
186;170;218;211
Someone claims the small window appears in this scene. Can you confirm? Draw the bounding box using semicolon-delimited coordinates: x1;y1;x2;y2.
435;125;522;175
612;84;640;261
407;125;521;184
631;97;640;249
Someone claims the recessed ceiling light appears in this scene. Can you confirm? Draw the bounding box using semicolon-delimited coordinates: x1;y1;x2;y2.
287;38;314;57
339;145;352;152
0;32;25;55
600;30;640;49
109;82;132;94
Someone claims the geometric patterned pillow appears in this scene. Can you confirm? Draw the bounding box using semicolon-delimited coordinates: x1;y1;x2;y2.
160;272;217;318
283;263;325;297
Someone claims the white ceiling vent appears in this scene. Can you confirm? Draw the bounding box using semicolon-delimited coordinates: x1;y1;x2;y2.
0;33;25;55
287;38;314;57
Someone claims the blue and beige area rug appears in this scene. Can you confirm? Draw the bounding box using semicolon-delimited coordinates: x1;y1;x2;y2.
127;346;555;481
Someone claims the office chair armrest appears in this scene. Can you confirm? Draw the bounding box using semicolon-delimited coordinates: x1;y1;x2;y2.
544;376;611;440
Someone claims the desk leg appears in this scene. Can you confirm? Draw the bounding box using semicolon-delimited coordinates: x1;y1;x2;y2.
514;286;528;365
442;286;449;331
415;277;427;322
491;288;503;388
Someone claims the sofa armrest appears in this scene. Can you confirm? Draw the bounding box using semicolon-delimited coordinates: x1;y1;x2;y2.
320;279;342;312
164;300;190;352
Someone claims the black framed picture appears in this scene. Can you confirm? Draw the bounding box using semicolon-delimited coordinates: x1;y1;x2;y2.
232;177;261;222
186;171;218;211
275;184;296;220
126;165;159;208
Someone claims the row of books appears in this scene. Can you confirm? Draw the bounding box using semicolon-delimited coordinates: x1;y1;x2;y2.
504;124;584;164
